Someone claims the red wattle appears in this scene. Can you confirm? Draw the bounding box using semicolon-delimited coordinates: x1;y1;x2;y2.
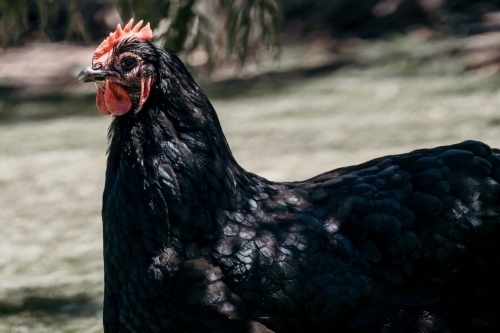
96;87;110;115
104;79;133;116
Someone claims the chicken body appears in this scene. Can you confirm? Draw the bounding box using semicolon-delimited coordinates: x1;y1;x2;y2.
77;27;500;333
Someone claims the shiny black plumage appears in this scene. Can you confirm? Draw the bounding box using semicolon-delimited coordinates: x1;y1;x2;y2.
101;40;500;333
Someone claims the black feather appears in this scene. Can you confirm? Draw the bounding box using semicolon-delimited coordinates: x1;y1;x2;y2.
100;41;500;333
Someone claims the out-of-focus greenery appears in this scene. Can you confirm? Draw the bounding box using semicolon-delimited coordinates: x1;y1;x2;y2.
117;0;281;69
222;0;281;64
0;0;94;46
0;0;281;69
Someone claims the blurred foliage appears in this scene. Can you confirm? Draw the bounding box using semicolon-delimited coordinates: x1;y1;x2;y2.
117;0;282;69
282;0;500;39
0;0;28;47
0;0;109;46
222;0;281;64
0;0;282;69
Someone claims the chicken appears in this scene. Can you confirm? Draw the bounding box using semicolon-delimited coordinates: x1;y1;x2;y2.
77;19;500;333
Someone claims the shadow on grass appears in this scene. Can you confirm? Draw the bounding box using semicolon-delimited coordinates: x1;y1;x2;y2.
0;293;102;317
202;61;351;100
0;92;98;124
0;61;351;124
202;46;467;100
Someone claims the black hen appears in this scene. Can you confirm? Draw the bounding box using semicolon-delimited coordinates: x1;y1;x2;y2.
77;20;500;333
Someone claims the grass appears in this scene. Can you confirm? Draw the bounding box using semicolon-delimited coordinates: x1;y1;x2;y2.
2;35;500;332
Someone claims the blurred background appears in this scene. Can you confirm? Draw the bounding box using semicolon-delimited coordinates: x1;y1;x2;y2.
2;0;500;332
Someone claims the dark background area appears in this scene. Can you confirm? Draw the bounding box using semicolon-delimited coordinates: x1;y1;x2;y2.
9;1;500;43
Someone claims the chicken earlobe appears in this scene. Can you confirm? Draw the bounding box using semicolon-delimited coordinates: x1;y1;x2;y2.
135;76;153;113
96;78;132;115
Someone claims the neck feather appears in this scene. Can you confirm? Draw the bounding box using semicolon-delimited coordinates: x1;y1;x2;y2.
104;60;270;243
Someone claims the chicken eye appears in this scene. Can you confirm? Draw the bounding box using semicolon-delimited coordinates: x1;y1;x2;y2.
121;57;136;68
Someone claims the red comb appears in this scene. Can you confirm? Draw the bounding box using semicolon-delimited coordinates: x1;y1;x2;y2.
93;19;153;62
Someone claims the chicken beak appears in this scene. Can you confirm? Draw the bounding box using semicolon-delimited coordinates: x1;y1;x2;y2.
76;67;111;83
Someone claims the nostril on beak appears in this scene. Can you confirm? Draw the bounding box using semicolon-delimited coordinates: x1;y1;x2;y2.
76;67;109;83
